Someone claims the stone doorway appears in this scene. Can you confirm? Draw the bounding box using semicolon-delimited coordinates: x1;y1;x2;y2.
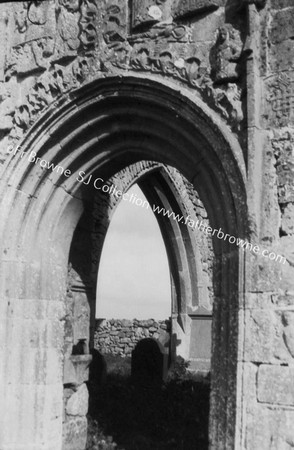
0;77;247;450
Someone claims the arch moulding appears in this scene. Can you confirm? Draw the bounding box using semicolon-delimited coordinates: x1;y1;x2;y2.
0;75;248;450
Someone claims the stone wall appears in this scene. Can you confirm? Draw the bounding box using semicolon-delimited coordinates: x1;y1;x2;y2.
1;0;294;449
94;318;171;357
63;356;91;450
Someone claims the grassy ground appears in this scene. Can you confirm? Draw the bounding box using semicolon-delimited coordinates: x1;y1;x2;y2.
86;355;210;450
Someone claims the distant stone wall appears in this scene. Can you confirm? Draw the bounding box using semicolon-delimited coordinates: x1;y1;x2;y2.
94;318;171;357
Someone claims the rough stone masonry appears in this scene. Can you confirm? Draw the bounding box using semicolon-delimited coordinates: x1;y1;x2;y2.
0;0;294;449
94;318;171;357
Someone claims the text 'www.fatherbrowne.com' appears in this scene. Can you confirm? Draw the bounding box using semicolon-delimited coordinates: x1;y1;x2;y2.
8;145;286;265
151;204;286;265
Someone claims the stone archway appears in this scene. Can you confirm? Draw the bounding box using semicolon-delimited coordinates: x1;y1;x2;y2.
0;76;247;450
72;160;214;364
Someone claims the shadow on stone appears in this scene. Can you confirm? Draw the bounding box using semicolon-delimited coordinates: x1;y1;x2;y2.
86;354;210;450
131;338;169;387
88;349;107;387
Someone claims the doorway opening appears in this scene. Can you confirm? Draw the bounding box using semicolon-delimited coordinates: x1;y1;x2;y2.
84;164;212;449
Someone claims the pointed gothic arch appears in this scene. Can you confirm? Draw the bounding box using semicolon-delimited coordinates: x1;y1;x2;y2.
0;76;247;450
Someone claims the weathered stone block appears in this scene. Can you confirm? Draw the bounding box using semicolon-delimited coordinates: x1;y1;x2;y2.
2;298;64;321
246;406;294;449
149;327;157;332
252;256;282;292
98;333;108;338
63;355;92;387
242;362;258;409
278;237;294;291
63;417;87;450
244;292;273;310
270;9;294;44
271;292;294;308
141;319;154;328
244;310;279;362
271;0;294;7
281;311;294;359
257;365;294;405
281;203;294;235
66;383;89;417
191;9;222;42
121;319;132;327
2;383;63;448
73;292;90;342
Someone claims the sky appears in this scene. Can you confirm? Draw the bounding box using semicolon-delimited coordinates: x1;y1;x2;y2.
96;184;171;320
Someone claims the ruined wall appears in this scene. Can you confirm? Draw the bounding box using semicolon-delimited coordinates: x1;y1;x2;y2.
0;0;248;166
94;318;171;357
241;1;294;448
1;0;294;449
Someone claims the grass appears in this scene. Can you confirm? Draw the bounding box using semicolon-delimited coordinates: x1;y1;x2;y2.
86;355;210;450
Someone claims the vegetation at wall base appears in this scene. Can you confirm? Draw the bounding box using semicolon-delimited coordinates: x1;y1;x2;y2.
86;355;210;450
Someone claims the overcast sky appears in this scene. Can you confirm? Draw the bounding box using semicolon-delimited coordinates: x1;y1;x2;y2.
96;184;171;320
